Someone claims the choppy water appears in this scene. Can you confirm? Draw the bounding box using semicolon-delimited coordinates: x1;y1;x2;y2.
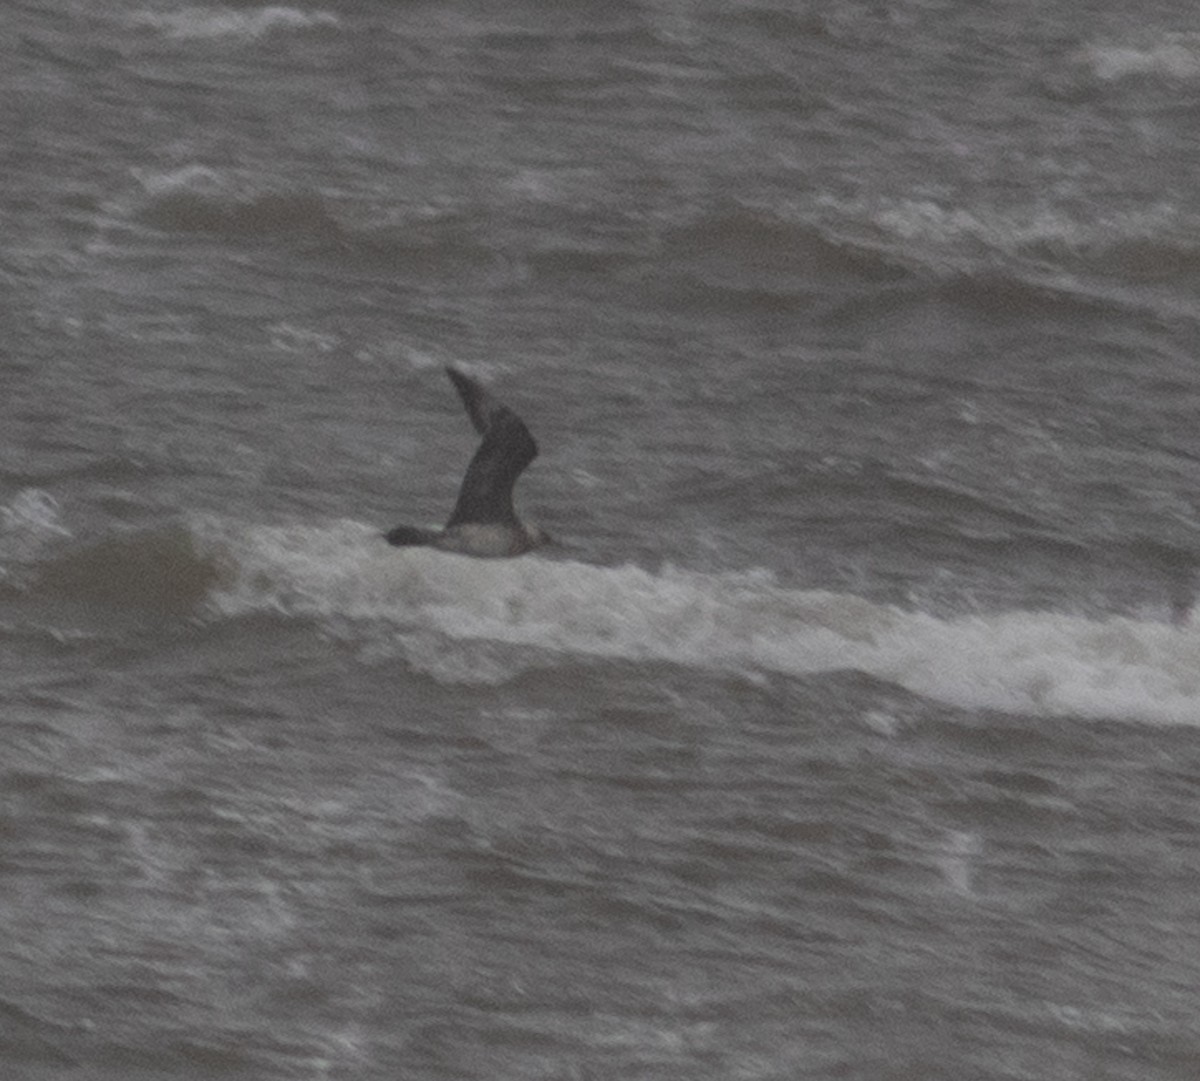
6;1;1200;1077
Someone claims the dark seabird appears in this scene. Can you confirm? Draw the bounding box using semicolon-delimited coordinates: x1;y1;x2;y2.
384;367;549;557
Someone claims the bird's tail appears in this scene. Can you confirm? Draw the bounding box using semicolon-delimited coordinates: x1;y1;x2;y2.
384;524;442;547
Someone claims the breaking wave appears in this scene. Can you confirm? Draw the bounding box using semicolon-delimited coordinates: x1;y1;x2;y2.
176;518;1200;725
1075;33;1200;82
129;6;340;43
19;512;1200;724
131;165;343;243
826;196;1200;282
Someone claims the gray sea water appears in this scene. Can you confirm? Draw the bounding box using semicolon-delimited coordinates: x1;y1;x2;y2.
6;1;1200;1077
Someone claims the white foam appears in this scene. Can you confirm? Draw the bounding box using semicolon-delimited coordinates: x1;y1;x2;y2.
2;489;69;538
859;196;1182;264
131;6;339;42
1;489;71;569
1079;34;1200;81
202;519;1200;724
934;830;981;896
129;164;234;203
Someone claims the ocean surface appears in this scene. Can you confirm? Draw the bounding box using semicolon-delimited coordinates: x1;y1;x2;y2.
5;1;1200;1077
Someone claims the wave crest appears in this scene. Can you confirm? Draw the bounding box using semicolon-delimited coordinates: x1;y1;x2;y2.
1;490;71;585
829;195;1200;283
198;519;1200;724
27;514;1199;724
130;6;340;43
133;166;343;242
1076;34;1200;82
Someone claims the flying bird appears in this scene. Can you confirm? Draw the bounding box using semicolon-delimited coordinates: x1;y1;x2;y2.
384;367;549;557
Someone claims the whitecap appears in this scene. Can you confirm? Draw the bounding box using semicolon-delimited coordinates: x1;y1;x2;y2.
193;517;1200;725
1079;34;1200;82
131;5;340;43
1;489;71;569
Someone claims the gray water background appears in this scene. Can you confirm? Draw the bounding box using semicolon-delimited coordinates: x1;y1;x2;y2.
5;2;1200;1077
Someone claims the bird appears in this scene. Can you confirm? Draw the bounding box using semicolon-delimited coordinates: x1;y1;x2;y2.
383;367;549;557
